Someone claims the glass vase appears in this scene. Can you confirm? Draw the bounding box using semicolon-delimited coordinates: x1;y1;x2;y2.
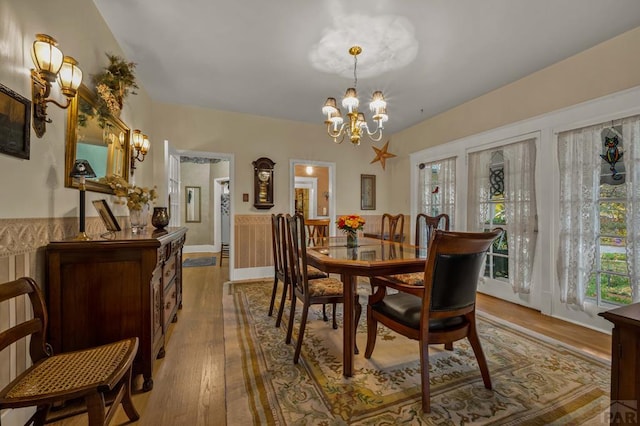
129;204;149;233
346;232;358;248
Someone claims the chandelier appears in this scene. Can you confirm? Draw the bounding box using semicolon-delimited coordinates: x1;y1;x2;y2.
321;46;388;146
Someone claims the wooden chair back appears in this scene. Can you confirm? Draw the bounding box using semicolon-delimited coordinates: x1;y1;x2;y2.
0;277;49;363
381;213;405;242
285;213;310;300
415;213;450;247
271;213;287;282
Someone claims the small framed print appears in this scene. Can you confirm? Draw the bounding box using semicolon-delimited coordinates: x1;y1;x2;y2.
360;174;376;210
92;199;121;232
0;83;31;160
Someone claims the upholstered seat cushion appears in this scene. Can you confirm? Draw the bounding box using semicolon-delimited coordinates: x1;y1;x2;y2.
371;292;465;330
385;272;424;286
308;277;343;297
307;266;327;279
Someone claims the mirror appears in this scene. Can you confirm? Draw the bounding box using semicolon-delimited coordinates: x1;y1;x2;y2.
186;186;201;222
65;84;131;193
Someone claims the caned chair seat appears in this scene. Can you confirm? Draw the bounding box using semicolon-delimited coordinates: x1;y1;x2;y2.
308;277;343;297
0;277;139;426
1;339;137;401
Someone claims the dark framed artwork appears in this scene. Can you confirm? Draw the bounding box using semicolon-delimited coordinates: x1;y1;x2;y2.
360;174;376;210
92;199;121;232
0;83;31;159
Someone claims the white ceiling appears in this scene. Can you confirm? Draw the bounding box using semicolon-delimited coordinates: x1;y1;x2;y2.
91;0;640;135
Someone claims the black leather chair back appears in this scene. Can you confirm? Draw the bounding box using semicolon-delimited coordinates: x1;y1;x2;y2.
424;229;502;313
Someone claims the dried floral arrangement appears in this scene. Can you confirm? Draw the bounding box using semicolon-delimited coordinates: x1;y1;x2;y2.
101;175;157;211
92;53;139;125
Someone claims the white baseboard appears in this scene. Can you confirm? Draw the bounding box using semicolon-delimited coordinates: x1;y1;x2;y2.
184;245;216;253
230;266;273;282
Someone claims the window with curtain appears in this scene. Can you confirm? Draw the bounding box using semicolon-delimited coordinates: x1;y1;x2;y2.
418;156;456;228
468;138;537;294
558;115;640;308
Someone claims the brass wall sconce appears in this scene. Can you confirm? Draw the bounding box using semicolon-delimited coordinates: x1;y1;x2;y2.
31;34;83;138
130;129;150;175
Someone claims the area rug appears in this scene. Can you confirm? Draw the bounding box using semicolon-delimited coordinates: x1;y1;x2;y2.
182;256;216;267
223;280;611;425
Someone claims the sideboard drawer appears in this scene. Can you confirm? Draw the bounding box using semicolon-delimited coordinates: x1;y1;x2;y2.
163;254;176;285
163;280;178;330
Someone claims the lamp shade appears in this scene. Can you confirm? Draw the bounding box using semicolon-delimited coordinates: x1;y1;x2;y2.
57;56;83;97
131;129;144;149
141;135;150;154
70;159;96;178
31;34;64;82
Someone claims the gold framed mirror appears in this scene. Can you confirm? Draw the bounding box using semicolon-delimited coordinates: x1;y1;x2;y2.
65;84;131;193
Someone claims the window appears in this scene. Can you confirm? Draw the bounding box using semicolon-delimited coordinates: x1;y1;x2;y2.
468;138;537;294
588;125;631;305
557;116;639;308
418;157;456;226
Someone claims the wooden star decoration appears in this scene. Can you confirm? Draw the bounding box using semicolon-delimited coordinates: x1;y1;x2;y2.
370;140;397;170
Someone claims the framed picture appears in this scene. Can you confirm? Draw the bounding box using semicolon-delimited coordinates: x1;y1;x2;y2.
0;83;31;159
92;199;121;232
360;174;376;210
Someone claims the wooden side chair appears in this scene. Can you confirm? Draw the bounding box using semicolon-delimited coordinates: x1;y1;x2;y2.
371;213;450;289
364;229;503;413
284;214;361;363
380;213;405;242
269;214;327;328
0;277;139;425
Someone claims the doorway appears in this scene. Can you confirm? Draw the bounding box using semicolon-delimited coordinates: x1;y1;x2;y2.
290;160;335;235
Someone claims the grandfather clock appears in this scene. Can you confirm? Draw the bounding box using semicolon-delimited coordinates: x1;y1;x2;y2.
253;157;275;209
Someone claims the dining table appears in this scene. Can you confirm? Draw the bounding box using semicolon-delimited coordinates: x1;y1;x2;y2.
305;235;427;377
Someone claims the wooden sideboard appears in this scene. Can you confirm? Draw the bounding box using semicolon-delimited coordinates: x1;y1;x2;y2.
600;303;640;424
46;227;187;392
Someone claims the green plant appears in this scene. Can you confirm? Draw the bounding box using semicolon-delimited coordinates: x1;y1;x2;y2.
92;53;138;125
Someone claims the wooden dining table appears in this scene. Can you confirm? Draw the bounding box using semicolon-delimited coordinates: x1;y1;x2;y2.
305;236;427;377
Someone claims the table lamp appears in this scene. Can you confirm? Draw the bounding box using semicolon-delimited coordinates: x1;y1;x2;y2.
69;159;96;240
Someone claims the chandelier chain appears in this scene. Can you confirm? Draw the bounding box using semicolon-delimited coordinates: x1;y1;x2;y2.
353;54;358;88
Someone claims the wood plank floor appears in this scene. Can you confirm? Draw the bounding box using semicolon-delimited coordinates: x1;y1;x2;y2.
50;252;610;425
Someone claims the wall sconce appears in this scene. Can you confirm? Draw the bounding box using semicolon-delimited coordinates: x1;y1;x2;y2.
31;34;83;138
69;159;96;240
130;129;150;175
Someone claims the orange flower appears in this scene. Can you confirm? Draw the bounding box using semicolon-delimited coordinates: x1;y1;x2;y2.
336;215;365;234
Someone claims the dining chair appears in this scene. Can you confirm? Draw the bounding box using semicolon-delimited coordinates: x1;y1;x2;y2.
269;214;328;328
0;277;140;425
380;213;405;242
284;213;361;363
364;229;503;413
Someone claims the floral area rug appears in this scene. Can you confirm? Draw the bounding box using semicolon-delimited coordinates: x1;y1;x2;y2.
223;280;610;425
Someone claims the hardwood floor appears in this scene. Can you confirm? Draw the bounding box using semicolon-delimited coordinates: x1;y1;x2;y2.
50;252;610;425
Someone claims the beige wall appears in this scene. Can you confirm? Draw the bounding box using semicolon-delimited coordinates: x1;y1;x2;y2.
0;0;156;221
389;26;640;212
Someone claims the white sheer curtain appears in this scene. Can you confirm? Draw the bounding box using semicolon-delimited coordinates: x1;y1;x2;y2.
467;150;492;232
468;140;537;294
623;115;640;302
557;124;603;307
503;139;537;294
419;157;456;226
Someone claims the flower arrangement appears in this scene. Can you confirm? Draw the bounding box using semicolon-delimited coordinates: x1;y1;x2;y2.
336;214;366;235
92;53;138;125
101;175;157;211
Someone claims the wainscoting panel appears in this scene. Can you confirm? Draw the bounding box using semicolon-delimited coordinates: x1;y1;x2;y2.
234;215;273;269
